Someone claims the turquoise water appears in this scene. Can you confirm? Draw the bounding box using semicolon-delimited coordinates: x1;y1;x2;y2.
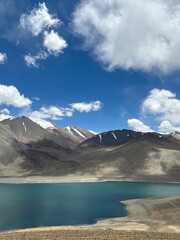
0;182;180;232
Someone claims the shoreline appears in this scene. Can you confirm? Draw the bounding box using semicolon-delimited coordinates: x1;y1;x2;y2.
0;179;179;238
0;176;180;184
1;196;180;233
0;196;179;240
91;196;180;233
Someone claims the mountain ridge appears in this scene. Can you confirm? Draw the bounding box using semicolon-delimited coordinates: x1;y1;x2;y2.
0;117;179;182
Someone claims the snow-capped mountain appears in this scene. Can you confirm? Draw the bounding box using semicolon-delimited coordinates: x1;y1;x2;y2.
46;124;94;148
64;125;94;141
1;117;94;149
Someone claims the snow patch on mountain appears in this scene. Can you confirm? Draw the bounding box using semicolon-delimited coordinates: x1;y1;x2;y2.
65;126;74;136
99;134;102;143
22;122;27;133
111;132;117;140
71;127;86;139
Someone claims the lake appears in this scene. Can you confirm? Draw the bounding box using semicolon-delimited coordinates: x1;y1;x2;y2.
0;182;180;232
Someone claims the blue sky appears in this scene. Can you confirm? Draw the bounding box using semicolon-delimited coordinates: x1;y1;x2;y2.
0;0;180;133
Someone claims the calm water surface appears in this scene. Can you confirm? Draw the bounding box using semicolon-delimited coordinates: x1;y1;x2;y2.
0;182;180;232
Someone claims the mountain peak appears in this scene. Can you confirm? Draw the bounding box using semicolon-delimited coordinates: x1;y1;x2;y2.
64;125;94;140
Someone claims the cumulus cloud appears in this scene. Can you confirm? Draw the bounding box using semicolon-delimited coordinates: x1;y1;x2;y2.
19;2;67;67
0;113;13;121
142;89;180;125
70;100;102;112
19;2;60;36
72;0;180;73
128;118;153;132
29;106;74;128
24;51;48;68
43;30;67;55
159;120;180;133
129;88;180;133
0;52;7;64
0;84;32;108
24;31;67;67
29;100;102;128
0;83;102;127
0;108;12;121
0;108;10;114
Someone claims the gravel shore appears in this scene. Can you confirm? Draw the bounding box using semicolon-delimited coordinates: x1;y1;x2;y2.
0;228;179;240
92;196;180;232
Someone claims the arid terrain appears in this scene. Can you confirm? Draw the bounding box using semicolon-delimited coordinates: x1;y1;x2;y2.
0;228;179;240
0;117;179;239
93;196;180;232
0;117;180;183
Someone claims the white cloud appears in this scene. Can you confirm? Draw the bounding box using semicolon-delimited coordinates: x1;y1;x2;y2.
24;31;67;67
0;84;32;108
0;108;12;121
128;118;153;132
33;97;40;101
29;100;102;128
24;51;48;68
43;30;67;55
142;89;180;125
72;0;180;73
0;52;7;64
70;100;102;112
159;120;173;133
159;120;180;133
127;88;180;133
0;108;10;114
19;2;60;36
29;106;74;128
19;2;67;67
0;113;13;121
24;55;37;68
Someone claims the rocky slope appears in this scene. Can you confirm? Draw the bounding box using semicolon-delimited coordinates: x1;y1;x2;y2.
80;129;180;148
0;117;93;177
0;117;179;182
47;124;94;148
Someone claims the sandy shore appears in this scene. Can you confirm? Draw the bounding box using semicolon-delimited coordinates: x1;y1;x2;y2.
0;196;180;239
0;175;101;183
0;176;180;184
92;196;180;233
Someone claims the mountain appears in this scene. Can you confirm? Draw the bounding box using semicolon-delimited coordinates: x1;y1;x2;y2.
1;117;93;148
77;130;180;182
80;129;180;148
0;117;179;182
46;124;94;148
1;116;51;144
0;117;93;177
170;131;180;140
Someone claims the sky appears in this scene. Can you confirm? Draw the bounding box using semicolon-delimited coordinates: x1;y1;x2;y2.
0;0;180;133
